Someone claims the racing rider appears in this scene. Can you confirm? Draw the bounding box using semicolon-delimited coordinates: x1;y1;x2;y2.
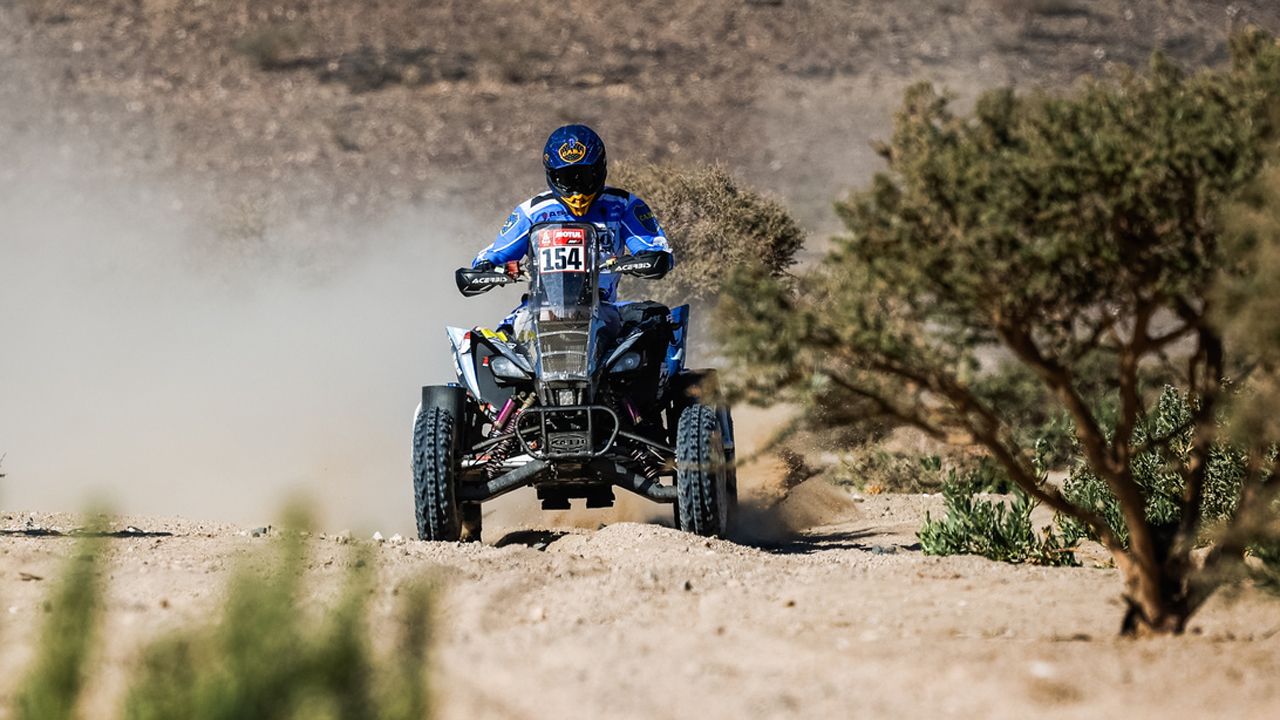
469;124;674;341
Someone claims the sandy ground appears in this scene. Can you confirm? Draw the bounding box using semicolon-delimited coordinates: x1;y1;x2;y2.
1;490;1277;720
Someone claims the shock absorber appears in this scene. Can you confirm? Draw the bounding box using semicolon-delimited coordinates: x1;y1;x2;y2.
485;436;518;479
485;392;534;479
630;446;661;480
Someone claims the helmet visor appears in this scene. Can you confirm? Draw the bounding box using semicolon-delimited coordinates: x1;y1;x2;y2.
548;163;605;199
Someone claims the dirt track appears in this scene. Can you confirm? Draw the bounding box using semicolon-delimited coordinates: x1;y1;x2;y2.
2;494;1277;720
4;4;1280;717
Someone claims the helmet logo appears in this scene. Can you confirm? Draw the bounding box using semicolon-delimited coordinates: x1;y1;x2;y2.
557;139;588;164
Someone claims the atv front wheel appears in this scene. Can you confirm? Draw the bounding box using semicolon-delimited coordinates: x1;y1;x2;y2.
412;404;462;541
675;403;732;537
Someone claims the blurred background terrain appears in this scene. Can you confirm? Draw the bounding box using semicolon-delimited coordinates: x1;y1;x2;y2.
3;0;1279;529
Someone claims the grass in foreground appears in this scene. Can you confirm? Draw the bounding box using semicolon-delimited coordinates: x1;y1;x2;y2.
12;514;433;720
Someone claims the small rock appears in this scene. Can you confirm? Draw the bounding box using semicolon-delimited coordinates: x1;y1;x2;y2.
1028;660;1057;680
372;531;385;543
528;606;546;622
17;572;42;582
683;580;693;592
334;530;352;544
250;527;268;538
388;533;404;545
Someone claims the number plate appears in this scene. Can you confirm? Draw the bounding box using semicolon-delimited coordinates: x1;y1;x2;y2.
536;228;586;274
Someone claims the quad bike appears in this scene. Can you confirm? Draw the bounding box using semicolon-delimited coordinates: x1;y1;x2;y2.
411;221;737;542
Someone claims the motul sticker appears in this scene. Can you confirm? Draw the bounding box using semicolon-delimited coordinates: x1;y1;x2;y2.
536;227;586;248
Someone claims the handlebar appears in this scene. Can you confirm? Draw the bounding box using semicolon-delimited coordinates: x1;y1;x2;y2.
456;251;669;296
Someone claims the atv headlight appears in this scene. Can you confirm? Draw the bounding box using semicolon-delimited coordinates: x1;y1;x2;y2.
609;351;642;374
490;355;529;381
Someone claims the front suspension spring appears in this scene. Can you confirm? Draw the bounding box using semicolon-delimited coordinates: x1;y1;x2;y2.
484;436;518;480
631;446;661;480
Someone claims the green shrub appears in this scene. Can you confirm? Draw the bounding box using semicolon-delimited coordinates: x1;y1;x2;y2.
13;534;103;720
11;514;434;720
610;162;804;307
123;533;432;720
918;476;1079;566
1058;387;1248;547
1055;386;1280;591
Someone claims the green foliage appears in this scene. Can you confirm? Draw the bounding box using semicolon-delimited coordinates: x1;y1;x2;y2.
721;33;1280;629
970;352;1182;471
10;515;433;720
962;456;1018;494
123;533;432;720
918;478;1078;566
1058;387;1247;546
611;162;804;306
13;534;103;720
724;37;1280;415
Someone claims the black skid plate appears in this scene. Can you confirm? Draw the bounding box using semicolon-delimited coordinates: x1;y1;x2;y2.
515;405;620;459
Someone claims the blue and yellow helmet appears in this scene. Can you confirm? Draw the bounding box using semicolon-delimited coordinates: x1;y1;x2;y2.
543;124;607;216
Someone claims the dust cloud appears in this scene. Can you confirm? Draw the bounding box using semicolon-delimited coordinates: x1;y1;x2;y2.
0;139;512;534
0;141;849;541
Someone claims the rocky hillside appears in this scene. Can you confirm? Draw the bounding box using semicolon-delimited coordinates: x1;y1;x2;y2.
4;0;1278;235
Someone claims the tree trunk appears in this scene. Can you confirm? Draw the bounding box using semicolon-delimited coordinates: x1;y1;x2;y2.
1120;572;1192;636
1115;541;1197;636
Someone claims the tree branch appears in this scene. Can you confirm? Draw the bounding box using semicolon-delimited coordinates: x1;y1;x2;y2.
1176;324;1225;554
1114;300;1155;460
826;362;1128;555
996;323;1117;477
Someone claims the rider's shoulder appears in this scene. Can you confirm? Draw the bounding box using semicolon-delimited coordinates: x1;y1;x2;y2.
599;186;637;204
518;191;558;214
597;186;643;216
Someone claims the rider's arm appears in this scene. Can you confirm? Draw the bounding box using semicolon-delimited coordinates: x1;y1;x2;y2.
619;195;674;278
472;206;532;269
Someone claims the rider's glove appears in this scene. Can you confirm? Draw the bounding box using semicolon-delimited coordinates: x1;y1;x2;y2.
618;251;672;280
474;260;495;272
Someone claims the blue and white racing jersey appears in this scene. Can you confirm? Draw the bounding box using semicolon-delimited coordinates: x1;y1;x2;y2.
473;187;674;302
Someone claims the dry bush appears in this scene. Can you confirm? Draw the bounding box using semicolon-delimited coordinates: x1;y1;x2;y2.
610;162;804;307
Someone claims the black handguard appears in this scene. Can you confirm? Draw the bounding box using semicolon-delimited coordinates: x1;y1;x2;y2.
615;251;672;280
456;265;512;297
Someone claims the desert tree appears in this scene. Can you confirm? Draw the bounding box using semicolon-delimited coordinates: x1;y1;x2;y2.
722;30;1280;635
